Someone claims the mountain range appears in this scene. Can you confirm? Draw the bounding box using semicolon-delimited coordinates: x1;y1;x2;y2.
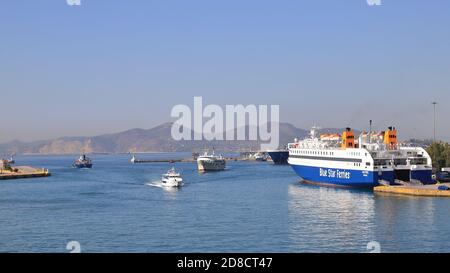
0;122;358;155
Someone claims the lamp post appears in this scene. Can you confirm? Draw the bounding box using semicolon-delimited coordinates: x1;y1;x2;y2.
432;102;437;143
431;102;438;171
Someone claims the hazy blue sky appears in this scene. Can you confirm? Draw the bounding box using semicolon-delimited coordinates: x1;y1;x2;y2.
1;0;449;143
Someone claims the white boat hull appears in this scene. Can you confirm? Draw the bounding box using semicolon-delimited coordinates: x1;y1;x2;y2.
197;158;226;171
162;177;183;187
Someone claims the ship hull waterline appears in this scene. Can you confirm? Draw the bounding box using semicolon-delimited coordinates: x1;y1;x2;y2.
290;164;381;188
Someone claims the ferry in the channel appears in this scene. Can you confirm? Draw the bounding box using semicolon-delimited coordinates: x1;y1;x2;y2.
288;126;433;188
197;150;226;172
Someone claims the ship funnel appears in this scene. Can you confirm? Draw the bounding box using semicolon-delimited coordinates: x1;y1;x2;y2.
342;128;355;149
384;126;398;150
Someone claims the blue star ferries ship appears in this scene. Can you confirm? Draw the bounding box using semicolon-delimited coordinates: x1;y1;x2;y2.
288;126;434;188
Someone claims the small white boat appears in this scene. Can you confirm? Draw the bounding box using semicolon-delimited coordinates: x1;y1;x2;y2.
131;155;136;163
161;167;183;187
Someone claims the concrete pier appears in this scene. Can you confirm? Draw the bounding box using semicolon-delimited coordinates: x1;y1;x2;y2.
0;166;51;180
374;183;450;197
131;157;269;164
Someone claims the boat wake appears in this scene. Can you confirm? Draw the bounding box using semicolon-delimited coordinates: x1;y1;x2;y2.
146;180;165;188
146;180;185;190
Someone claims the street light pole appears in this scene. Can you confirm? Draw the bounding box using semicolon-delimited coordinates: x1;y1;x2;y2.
432;102;437;143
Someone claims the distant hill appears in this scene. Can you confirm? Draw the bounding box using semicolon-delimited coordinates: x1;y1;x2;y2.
0;122;361;155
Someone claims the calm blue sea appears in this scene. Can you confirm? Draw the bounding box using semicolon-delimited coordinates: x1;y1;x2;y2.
0;154;449;253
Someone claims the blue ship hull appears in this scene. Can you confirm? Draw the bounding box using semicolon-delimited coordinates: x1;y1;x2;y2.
267;150;289;165
73;163;93;169
290;164;379;188
291;164;434;187
411;170;434;184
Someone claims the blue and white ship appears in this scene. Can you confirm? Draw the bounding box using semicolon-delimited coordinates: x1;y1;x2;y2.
288;126;433;188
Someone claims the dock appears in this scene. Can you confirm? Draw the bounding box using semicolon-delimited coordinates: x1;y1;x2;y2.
0;166;51;180
374;183;450;197
131;157;268;164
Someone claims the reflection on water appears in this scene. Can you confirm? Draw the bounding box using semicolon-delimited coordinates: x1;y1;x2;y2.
372;194;449;253
288;183;376;252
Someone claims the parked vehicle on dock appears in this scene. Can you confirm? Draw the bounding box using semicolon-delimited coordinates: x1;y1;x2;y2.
436;171;450;183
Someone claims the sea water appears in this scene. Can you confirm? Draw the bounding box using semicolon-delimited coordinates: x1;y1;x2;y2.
0;154;449;253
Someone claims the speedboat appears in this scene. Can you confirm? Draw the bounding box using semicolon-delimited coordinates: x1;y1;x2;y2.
73;155;93;169
161;167;183;187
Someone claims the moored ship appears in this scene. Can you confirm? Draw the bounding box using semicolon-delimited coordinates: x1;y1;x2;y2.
266;149;289;164
288;126;433;188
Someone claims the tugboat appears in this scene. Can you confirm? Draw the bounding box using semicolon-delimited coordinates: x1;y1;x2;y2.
73;155;93;169
161;167;183;187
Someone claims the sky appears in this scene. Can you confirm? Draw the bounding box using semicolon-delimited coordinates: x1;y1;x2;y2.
1;0;449;143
